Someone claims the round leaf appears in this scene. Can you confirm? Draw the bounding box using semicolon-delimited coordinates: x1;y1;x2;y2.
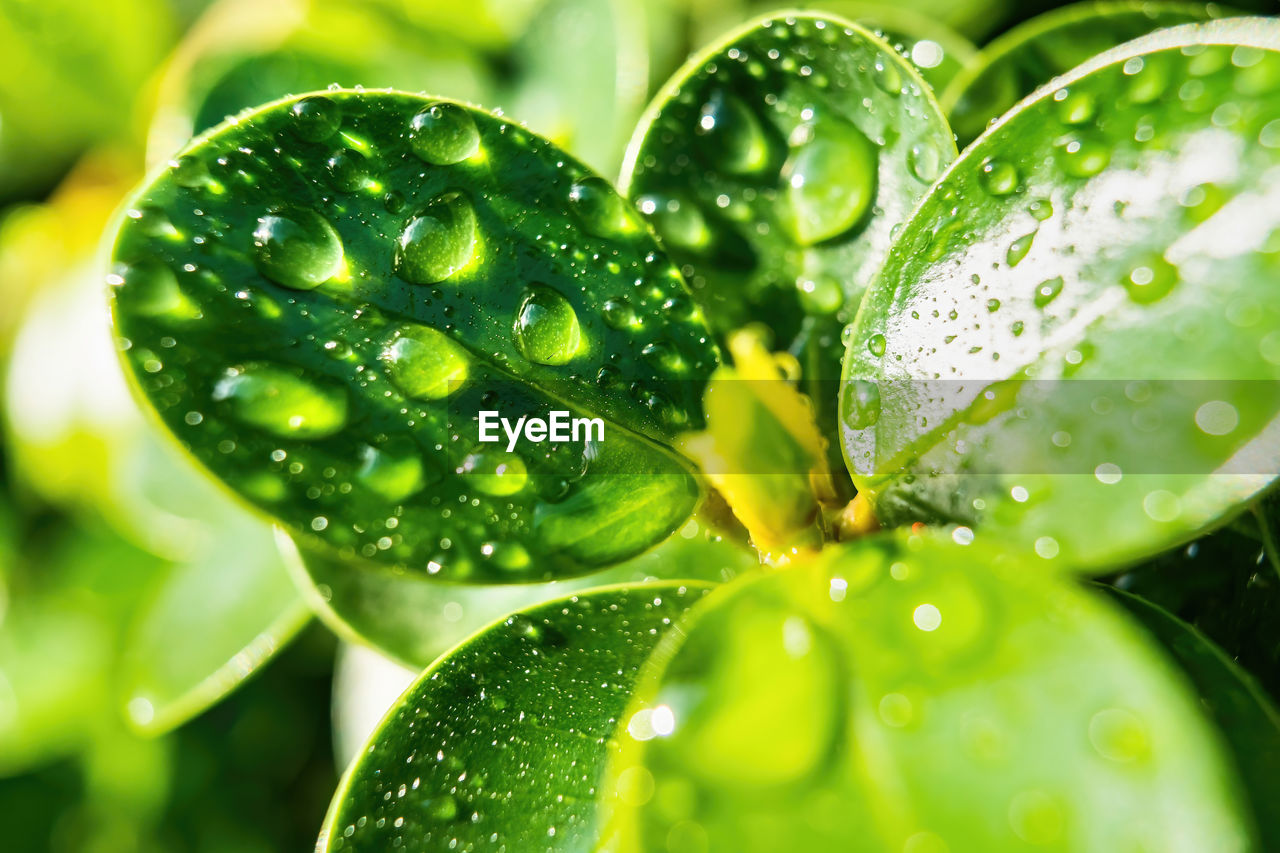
942;2;1222;146
317;582;711;851
110;91;719;583
602;533;1256;850
839;19;1280;571
622;12;955;447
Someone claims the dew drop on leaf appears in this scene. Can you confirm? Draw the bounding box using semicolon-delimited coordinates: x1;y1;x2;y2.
212;363;348;439
513;285;582;365
778;112;879;246
568;176;636;238
409;102;480;165
290;95;343;142
378;324;471;400
693;88;772;176
395;191;477;284
841;379;882;429
251;207;344;290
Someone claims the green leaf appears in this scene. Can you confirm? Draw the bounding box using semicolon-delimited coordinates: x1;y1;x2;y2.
111;91;720;583
839;18;1280;572
841;3;978;93
601;532;1257;850
317;581;711;851
287;522;755;669
1107;587;1280;848
621;12;955;448
941;1;1222;147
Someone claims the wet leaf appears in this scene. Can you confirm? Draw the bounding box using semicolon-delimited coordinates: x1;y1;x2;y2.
1108;587;1280;848
602;532;1257;851
622;12;954;450
111;91;719;583
942;1;1222;146
317;582;711;851
840;18;1280;571
287;523;755;669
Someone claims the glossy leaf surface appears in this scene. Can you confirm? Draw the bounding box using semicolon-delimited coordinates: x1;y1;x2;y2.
942;1;1221;146
318;582;710;851
1108;587;1280;848
602;533;1256;851
840;19;1280;571
622;13;955;443
288;521;755;669
111;91;719;583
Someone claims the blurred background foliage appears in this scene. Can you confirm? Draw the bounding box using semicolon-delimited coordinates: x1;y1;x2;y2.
0;0;1277;850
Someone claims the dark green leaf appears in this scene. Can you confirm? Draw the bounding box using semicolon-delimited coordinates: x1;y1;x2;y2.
942;1;1222;147
111;91;719;583
622;12;954;451
839;19;1280;571
317;582;711;851
1108;586;1280;847
602;532;1257;850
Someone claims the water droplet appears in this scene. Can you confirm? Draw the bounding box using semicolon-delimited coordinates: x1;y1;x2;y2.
867;333;887;358
1126;54;1170;104
462;450;528;496
514;285;582;366
778;113;878;245
396;191;477;284
907;141;942;183
602;297;637;329
568;176;635;239
290;96;342;142
1029;198;1054;221
1058;135;1110;179
873;55;903;95
1006;232;1035;266
641;339;686;374
379;324;471;400
1088;708;1150;763
114;261;193;317
1054;89;1097;125
252;208;344;290
409;102;480;165
1122;254;1177;304
978;158;1018;196
358;439;428;502
796;275;843;315
1034;276;1064;307
213;363;348;439
986;298;1001;312
694;89;772;176
841;379;881;429
1194;400;1238;436
638;194;710;250
326;150;367;192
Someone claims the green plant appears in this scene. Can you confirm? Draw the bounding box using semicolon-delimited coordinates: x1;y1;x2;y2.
103;6;1280;851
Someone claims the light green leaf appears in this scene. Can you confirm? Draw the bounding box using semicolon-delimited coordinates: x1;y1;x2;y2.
602;532;1257;851
317;582;711;851
942;1;1223;146
111;91;719;583
622;12;954;449
839;18;1280;572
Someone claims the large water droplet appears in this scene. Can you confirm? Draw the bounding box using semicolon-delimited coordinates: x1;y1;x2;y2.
694;89;773;176
213;363;348;439
778;113;878;246
252;208;344;290
409;102;480;165
358;439;428;502
978;158;1018;196
602;297;637;329
326;150;368;192
867;333;887;358
1006;231;1035;266
842;380;881;429
463;450;528;496
396;192;477;284
637;194;710;250
568;176;636;239
873;55;903;95
907;141;942;183
514;285;582;366
1034;276;1064;308
1054;89;1097;125
290;96;342;142
1122;254;1177;304
380;324;471;400
1058;135;1110;178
